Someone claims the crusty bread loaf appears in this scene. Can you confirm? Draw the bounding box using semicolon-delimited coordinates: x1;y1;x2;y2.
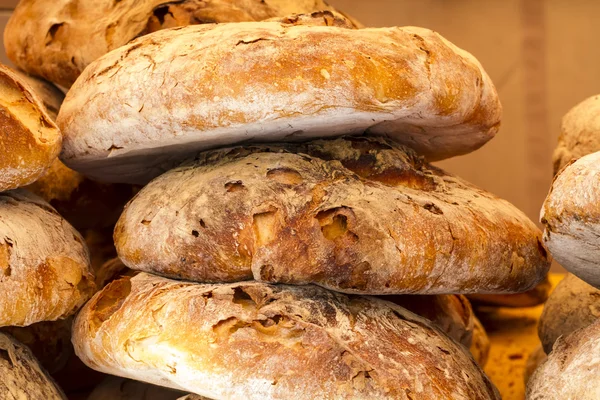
467;276;551;307
73;273;501;399
116;137;548;294
88;376;185;400
58;23;501;184
0;190;95;327
553;94;600;175
527;319;600;399
541;151;600;288
2;318;72;374
0;332;66;399
538;273;600;353
0;64;61;191
4;0;357;88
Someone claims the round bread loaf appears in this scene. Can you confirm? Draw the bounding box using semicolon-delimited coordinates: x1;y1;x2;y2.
0;190;96;327
58;22;501;184
541;151;600;288
553;94;600;175
72;273;500;399
527;319;600;399
2;318;72;374
0;64;61;191
0;332;66;399
116;137;549;294
538;273;600;353
467;276;551;307
4;0;358;88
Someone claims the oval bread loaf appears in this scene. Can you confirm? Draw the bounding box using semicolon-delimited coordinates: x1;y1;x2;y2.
538;273;600;353
0;332;66;399
0;190;96;327
553;94;600;175
541;151;600;288
0;64;61;191
73;273;500;400
58;22;501;184
12;70;64;120
4;0;358;88
116;137;549;294
527;319;600;399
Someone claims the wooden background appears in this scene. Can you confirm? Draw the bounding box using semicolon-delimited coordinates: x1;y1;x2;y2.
2;0;600;271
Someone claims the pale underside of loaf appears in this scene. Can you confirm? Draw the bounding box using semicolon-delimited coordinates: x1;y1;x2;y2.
115;137;549;295
58;22;501;184
72;273;500;400
542;151;600;288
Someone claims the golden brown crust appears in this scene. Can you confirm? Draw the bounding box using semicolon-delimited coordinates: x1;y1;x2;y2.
538;273;600;353
0;332;66;399
116;137;549;294
58;23;501;184
73;273;500;399
0;64;61;191
0;190;96;327
467;275;551;307
5;0;357;88
527;319;600;399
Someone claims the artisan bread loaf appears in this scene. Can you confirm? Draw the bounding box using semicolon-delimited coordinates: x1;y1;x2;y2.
0;190;95;327
73;273;500;399
0;332;66;399
527;319;600;399
553;95;600;175
467;276;551;307
116;137;549;294
5;0;357;88
541;151;600;288
58;23;501;184
0;64;61;191
538;273;600;353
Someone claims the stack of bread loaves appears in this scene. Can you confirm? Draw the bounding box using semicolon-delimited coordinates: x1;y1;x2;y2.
528;95;600;399
3;1;553;399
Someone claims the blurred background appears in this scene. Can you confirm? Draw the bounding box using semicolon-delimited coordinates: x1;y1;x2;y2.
2;0;598;271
